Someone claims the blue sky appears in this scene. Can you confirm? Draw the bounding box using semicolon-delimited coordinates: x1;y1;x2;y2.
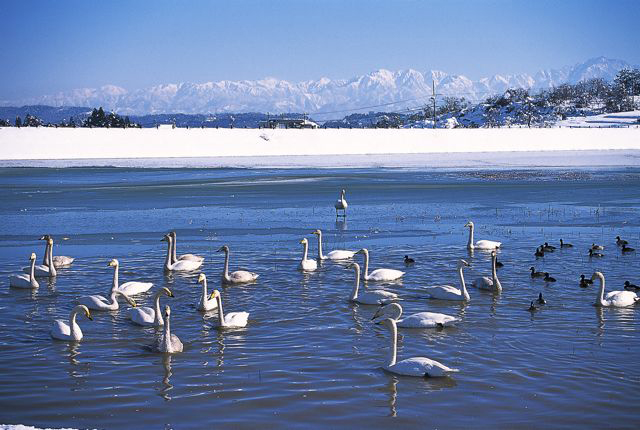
1;0;639;99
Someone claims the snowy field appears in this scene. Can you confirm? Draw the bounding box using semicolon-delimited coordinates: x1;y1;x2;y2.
555;110;640;128
0;127;639;168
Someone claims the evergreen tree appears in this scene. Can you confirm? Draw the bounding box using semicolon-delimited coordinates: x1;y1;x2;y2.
15;116;22;127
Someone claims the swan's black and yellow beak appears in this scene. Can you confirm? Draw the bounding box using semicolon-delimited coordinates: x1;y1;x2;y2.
86;312;93;321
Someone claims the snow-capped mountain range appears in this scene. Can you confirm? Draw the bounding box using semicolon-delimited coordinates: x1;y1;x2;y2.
4;57;635;117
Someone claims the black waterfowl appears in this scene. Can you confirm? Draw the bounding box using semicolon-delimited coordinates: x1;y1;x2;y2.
495;257;504;268
542;242;555;252
579;274;593;288
621;244;635;253
559;239;573;248
588;249;604;258
530;266;546;278
616;236;628;246
528;301;537;312
535;247;545;257
591;243;604;250
536;292;546;305
543;273;556;282
404;255;415;265
624;281;639;291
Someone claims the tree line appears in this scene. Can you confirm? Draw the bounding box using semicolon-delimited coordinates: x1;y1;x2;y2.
0;107;140;128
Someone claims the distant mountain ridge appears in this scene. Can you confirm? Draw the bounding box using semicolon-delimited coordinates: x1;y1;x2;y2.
2;57;635;117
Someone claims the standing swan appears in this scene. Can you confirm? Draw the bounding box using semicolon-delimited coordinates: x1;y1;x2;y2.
355;248;404;282
169;231;204;264
24;237;56;277
51;305;93;341
40;235;74;268
376;318;459;377
298;238;318;271
209;290;249;328
154;306;183;353
217;245;259;284
162;234;203;272
425;260;471;301
196;273;218;311
10;253;39;289
592;272;639;307
464;221;501;250
109;259;154;296
372;303;458;328
348;263;398;305
335;189;348;218
128;287;175;326
472;251;502;292
312;229;355;260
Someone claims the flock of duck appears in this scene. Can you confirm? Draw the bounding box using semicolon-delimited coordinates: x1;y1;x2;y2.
7;191;639;378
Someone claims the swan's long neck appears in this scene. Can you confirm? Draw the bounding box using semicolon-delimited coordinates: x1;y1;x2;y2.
29;258;36;282
46;242;56;277
316;233;325;259
458;267;470;301
350;266;361;300
216;295;226;327
70;309;81;339
111;263;119;292
467;225;474;249
390;304;402;321
171;235;177;264
163;313;172;351
163;238;173;270
302;241;309;262
596;275;606;306
154;292;164;325
223;249;231;281
109;290;119;307
362;252;369;278
43;241;50;265
387;321;398;367
492;255;501;292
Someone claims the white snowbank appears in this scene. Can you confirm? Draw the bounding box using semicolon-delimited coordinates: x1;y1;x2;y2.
0;127;639;168
556;110;640;128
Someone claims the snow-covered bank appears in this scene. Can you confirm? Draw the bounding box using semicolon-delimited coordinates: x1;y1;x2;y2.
0;127;639;168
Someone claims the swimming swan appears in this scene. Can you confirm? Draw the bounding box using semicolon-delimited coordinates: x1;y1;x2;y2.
169;231;204;264
592;272;639;307
40;235;74;268
472;251;502;292
196;273;218;311
298;238;318;271
50;305;92;341
217;245;259;284
162;234;203;272
376;318;459;377
154;306;183;353
312;229;355;260
10;253;39;289
464;221;501;250
348;263;398;305
23;238;56;277
425;260;471;301
128;287;174;326
209;290;249;328
355;248;404;282
335;189;348;217
79;288;137;311
372;303;458;328
109;259;154;296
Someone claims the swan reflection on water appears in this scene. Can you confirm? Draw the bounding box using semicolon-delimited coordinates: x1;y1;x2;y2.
382;372;458;417
160;354;173;401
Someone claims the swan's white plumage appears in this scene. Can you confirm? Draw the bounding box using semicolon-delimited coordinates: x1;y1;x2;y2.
162;234;203;272
348;263;398;305
593;272;638;307
356;248;404;282
312;230;355;260
218;245;259;284
108;258;154;296
298;238;318;271
10;253;39;289
51;305;92;341
373;303;458;328
196;274;218;311
170;231;204;264
210;290;249;328
465;221;501;250
425;260;471;301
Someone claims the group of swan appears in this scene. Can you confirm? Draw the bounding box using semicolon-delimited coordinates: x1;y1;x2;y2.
162;232;205;272
10;235;74;289
348;263;399;304
298;230;358;271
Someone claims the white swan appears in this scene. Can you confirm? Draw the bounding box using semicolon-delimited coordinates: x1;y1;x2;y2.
335;189;348;217
425;260;471;301
162;234;203;272
298;238;318;271
312;229;355;260
23;237;56;277
464;221;501;250
154;306;183;353
196;273;218;311
50;305;93;341
217;245;259;284
40;235;74;268
355;248;404;282
472;251;502;292
79;289;136;311
348;263;398;305
209;290;249;328
377;318;459;377
109;259;154;296
592;272;639;307
170;231;204;264
372;303;459;328
128;287;174;326
10;253;39;289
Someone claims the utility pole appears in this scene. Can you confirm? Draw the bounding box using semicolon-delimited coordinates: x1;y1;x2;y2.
431;81;437;129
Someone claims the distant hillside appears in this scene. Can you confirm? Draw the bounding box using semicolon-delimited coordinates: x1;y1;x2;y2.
0;105;91;125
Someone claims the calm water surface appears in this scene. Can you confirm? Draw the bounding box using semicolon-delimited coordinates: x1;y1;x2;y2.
0;167;639;429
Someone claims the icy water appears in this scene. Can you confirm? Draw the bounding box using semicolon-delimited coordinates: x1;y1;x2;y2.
0;166;639;429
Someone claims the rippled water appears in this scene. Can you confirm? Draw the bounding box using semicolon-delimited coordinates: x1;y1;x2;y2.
0;167;639;429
